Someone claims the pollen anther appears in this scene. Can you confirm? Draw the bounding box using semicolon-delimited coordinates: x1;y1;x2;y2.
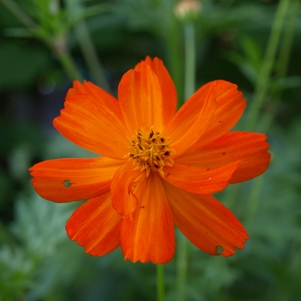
126;126;176;177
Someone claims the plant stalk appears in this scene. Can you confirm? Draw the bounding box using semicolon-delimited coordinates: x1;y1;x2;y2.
184;22;196;101
244;0;291;224
244;0;290;131
74;19;110;90
157;264;165;301
0;0;37;30
176;21;196;301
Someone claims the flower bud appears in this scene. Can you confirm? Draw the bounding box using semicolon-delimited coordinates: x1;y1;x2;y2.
174;0;202;22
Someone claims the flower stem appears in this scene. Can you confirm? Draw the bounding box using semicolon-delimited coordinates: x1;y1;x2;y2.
0;0;37;31
165;18;183;108
184;22;196;101
176;234;188;301
176;21;196;301
244;0;290;131
74;19;110;90
244;0;291;224
156;264;165;301
261;0;300;133
56;50;83;82
276;0;300;80
0;0;82;82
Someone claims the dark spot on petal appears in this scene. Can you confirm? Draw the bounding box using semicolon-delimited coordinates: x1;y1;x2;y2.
140;205;145;208
222;152;226;155
164;151;170;156
160;138;165;142
206;168;210;170
64;180;72;188
154;164;159;169
166;173;170;177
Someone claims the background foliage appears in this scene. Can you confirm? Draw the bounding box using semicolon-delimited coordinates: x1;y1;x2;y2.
0;0;301;300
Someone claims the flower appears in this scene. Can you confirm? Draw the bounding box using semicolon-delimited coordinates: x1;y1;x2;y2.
29;57;271;263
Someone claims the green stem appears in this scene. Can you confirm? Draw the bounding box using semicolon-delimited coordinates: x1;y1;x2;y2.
244;0;291;224
224;183;241;211
176;21;196;301
247;0;300;223
276;0;300;80
74;19;110;91
165;18;183;108
183;22;196;101
261;0;300;133
0;0;37;31
56;51;83;81
244;173;265;223
176;234;188;301
0;0;82;82
156;264;165;301
244;0;290;131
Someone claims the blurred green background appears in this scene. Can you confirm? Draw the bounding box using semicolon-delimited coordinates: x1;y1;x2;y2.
1;0;301;300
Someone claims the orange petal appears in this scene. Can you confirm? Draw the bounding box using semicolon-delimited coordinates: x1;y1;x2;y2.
54;81;129;159
144;57;177;126
163;81;217;157
66;192;122;256
176;131;271;183
164;161;240;194
29;157;122;202
111;162;145;218
164;182;248;257
118;60;164;132
194;80;246;147
67;81;125;123
120;173;175;263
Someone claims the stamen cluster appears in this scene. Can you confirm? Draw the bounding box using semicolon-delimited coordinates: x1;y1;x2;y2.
126;127;175;177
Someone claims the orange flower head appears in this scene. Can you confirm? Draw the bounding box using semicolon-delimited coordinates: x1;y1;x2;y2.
29;57;271;263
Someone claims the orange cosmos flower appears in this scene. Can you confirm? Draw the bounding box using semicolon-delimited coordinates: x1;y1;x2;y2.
29;57;270;263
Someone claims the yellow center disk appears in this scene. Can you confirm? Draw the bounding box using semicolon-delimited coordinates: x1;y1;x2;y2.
126;126;176;177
